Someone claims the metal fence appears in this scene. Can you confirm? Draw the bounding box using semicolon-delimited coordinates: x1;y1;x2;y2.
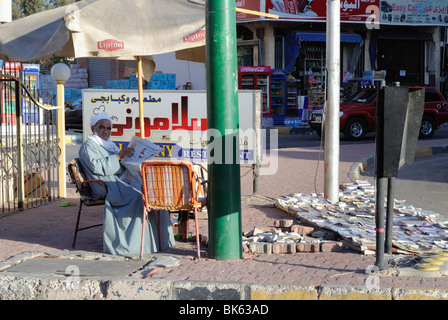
0;73;61;216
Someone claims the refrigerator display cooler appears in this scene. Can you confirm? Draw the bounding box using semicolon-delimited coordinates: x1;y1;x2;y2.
238;66;271;117
1;62;21;124
270;69;287;125
22;63;40;123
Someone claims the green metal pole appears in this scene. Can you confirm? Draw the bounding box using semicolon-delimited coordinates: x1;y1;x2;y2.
206;0;242;260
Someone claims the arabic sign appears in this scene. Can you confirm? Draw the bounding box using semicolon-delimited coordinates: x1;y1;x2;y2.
236;0;263;20
236;0;378;23
236;0;448;25
82;90;261;163
267;0;377;22
380;0;448;25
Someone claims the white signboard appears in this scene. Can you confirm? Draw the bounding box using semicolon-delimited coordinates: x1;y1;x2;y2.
0;0;12;23
82;90;262;163
380;0;448;25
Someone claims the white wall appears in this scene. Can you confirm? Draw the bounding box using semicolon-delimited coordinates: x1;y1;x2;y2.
152;52;206;90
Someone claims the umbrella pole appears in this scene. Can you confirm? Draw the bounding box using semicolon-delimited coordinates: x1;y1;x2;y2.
137;56;145;138
137;56;145;260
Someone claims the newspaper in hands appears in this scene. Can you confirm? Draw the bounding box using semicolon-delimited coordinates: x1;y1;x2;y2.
119;136;163;189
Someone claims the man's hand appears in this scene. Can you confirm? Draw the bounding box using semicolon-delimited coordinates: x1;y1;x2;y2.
117;145;134;160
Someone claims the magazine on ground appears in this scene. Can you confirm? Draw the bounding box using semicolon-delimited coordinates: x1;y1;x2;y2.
119;136;163;189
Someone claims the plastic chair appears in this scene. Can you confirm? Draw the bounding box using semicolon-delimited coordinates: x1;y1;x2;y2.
67;158;108;248
140;160;204;260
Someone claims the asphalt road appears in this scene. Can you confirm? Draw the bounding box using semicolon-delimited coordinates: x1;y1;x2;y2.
276;125;448;149
359;151;448;217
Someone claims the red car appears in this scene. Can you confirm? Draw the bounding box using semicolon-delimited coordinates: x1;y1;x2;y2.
309;86;448;140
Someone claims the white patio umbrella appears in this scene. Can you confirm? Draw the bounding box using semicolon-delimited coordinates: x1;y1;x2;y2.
0;0;206;136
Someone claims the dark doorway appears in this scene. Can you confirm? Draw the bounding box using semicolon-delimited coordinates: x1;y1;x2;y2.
377;39;424;85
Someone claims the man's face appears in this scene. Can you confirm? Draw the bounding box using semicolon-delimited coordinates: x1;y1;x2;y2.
94;119;112;141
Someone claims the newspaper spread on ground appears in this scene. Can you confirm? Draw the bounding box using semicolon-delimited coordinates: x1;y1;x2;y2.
119;136;163;190
275;180;448;255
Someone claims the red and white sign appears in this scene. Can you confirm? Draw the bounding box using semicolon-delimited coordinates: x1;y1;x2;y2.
239;66;271;73
97;39;125;51
236;0;262;20
267;0;374;22
236;0;378;23
183;30;206;43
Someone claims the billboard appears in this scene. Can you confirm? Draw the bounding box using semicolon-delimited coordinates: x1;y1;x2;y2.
236;0;264;20
236;0;448;25
267;0;374;23
380;0;448;25
82;90;262;163
236;0;376;23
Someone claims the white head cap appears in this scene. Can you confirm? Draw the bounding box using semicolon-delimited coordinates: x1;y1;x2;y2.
90;112;112;127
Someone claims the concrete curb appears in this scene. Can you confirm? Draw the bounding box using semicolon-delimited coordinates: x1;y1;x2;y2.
266;126;314;135
348;145;448;181
2;251;448;300
2;273;448;300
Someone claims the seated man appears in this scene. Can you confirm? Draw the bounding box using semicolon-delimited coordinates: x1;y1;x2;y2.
78;112;175;256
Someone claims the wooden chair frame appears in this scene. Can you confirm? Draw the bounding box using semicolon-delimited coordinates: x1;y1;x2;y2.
67;158;108;248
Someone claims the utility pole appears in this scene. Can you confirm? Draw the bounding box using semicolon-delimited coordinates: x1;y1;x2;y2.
206;0;242;260
324;0;340;204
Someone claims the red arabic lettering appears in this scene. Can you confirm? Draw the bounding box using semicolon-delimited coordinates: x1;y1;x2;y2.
111;116;132;136
110;96;207;138
172;96;207;131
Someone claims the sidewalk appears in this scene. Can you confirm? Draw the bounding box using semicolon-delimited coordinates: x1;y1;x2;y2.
1;136;448;300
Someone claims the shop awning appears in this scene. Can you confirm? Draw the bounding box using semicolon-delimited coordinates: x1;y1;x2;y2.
284;31;364;73
295;31;364;43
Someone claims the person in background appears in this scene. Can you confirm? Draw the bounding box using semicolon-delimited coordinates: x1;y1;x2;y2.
78;112;174;256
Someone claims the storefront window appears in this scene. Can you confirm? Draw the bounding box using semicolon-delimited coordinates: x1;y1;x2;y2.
275;36;283;69
237;46;253;66
377;39;423;84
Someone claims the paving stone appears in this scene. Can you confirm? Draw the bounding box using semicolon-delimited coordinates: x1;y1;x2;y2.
286;243;296;254
273;243;287;254
249;242;265;254
274;219;294;228
264;243;273;254
291;225;314;236
297;243;319;253
320;241;344;252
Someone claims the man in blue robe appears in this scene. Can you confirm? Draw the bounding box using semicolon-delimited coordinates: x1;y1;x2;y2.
78;112;174;256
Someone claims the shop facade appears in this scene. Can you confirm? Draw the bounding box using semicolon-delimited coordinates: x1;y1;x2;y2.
236;0;448;126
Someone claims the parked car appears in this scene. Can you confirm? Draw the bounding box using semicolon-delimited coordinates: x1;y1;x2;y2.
65;97;83;130
309;86;448;140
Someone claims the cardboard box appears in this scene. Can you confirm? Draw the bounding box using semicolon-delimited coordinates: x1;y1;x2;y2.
14;172;49;199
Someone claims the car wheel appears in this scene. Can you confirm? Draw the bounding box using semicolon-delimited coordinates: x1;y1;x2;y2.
419;116;436;139
343;118;367;140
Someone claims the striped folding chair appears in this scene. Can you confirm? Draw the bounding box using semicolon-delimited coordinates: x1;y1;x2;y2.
140;160;204;260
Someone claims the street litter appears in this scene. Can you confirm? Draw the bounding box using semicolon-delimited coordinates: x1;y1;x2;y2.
58;202;77;207
275;180;448;255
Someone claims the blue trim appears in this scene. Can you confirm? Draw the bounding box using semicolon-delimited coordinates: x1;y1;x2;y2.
296;31;363;43
284;31;363;73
